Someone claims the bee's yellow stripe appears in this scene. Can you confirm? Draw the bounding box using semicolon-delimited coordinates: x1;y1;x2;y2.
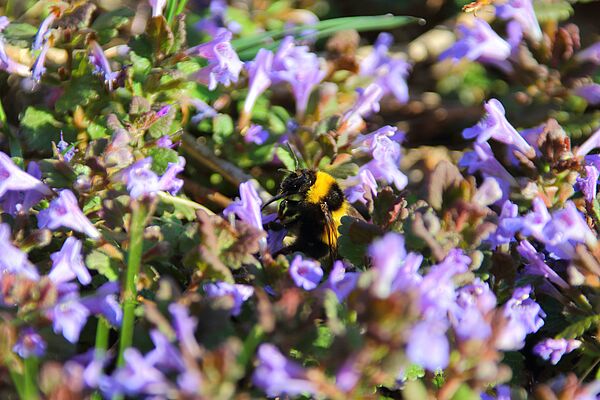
321;201;349;245
306;171;336;204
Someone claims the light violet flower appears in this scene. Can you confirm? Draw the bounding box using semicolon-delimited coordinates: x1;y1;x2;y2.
89;40;118;91
541;201;596;259
145;329;185;372
0;16;8;31
243;49;274;117
496;285;545;350
451;279;497;341
576;127;600;157
344;169;378;205
517;240;569;289
406;318;449;371
495;0;543;42
360;32;393;75
38;190;101;239
339;83;384;133
0;38;31;76
575;83;600;105
352;125;399;154
244;124;269;145
1;161;45;216
50;293;91;343
359;134;407;191
440;19;512;71
473;177;503;206
0;151;51;198
459;142;517;198
33;10;58;50
489;200;520;247
534;338;581;365
575;42;600;64
80;282;122;327
203;281;254;316
188;29;243;90
48;237;92;285
0;223;39;280
289;255;323;291
577;165;599;203
148;0;167;17
189;98;217;124
520;197;551;239
463;99;535;157
120;157;185;199
252;344;315;398
57;132;77;162
13;327;46;358
109;348;169;397
324;261;359;301
169;303;201;357
158;157;185;195
223;181;263;231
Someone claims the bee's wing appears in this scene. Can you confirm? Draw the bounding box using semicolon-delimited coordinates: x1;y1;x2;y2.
320;203;339;265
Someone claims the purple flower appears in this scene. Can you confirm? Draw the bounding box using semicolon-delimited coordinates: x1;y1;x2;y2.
156;135;174;148
335;357;360;392
576;127;600;157
324;261;359;301
89;40;118;91
0;16;8;31
189;98;217;124
463;99;535;157
0;151;51;198
13;328;46;358
369;232;422;298
0;223;39;280
252;344;315;397
244;124;269;145
177;369;202;394
80;282;123;327
440;19;512;69
518;240;569;289
459;142;516;196
533;338;581;365
541;202;596;259
359;134;407;191
576;42;600;64
158;157;185;195
575;83;600;105
48;237;91;285
496;286;545;350
360;32;393;76
169;303;201;357
33;10;57;50
269;36;327;119
109;348;169;397
203;281;254;316
352;125;399;153
120;157;185;199
223;181;263;231
145;329;185;372
473;177;503;206
188;29;243;90
520;197;551;239
577;165;599;203
289;255;323;290
344;169;378;205
489;200;520;247
1;161;45;216
148;0;166;17
406;318;450;371
38;190;101;239
243;49;274;116
495;0;543;42
481;385;511;400
50;293;91;343
57;132;77;162
451;279;496;341
0;38;31;76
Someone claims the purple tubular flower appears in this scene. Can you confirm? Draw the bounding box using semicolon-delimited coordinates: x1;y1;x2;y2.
577;165;599;203
125;159;160;198
50;293;91;343
496;286;545;350
344;169;378;205
48;237;91;285
148;0;167;17
352;125;399;153
177;370;202;394
169;303;201;357
520;197;551;239
360;32;393;75
459;142;516;199
0;38;32;76
156;135;174;148
13;327;46;358
576;127;600;157
145;329;185;372
244;124;269;145
157;157;185;195
489;200;520;247
540;202;596;259
289;255;323;291
0;16;8;31
473;177;503;206
440;19;512;69
33;10;57;50
0;223;39;280
223;181;263;231
495;0;543;42
463;99;535;157
80;282;123;326
517;240;569;289
38;190;101;239
575;83;600;105
188;29;243;90
451;279;496;341
533;338;581;365
360;134;407;191
324;261;359;301
243;49;274;116
89;41;118;91
189;98;217;124
252;344;315;397
109;348;169;397
57;132;77;162
203;281;254;316
406;318;450;371
1;161;45;216
576;42;600;64
0;151;51;198
369;232;422;298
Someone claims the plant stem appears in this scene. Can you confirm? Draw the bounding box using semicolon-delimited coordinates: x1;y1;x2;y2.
8;369;25;399
23;357;39;400
116;202;148;367
94;317;110;357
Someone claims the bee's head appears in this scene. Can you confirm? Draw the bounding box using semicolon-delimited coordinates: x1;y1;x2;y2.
279;169;316;197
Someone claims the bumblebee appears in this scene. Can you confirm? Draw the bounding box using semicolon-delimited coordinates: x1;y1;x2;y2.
263;169;361;261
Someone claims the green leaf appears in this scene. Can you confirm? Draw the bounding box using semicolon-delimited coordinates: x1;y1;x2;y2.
402;380;428;400
55;77;101;113
557;315;600;339
147;16;175;58
213;114;235;145
450;384;480;400
2;22;36;46
534;0;574;22
149;147;180;174
404;364;425;380
148;106;176;138
19;107;63;152
86;249;119;281
91;7;134;43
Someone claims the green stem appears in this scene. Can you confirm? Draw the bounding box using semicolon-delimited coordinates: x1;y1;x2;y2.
116;202;148;367
174;0;189;17
165;0;179;24
23;357;39;400
9;368;25;399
